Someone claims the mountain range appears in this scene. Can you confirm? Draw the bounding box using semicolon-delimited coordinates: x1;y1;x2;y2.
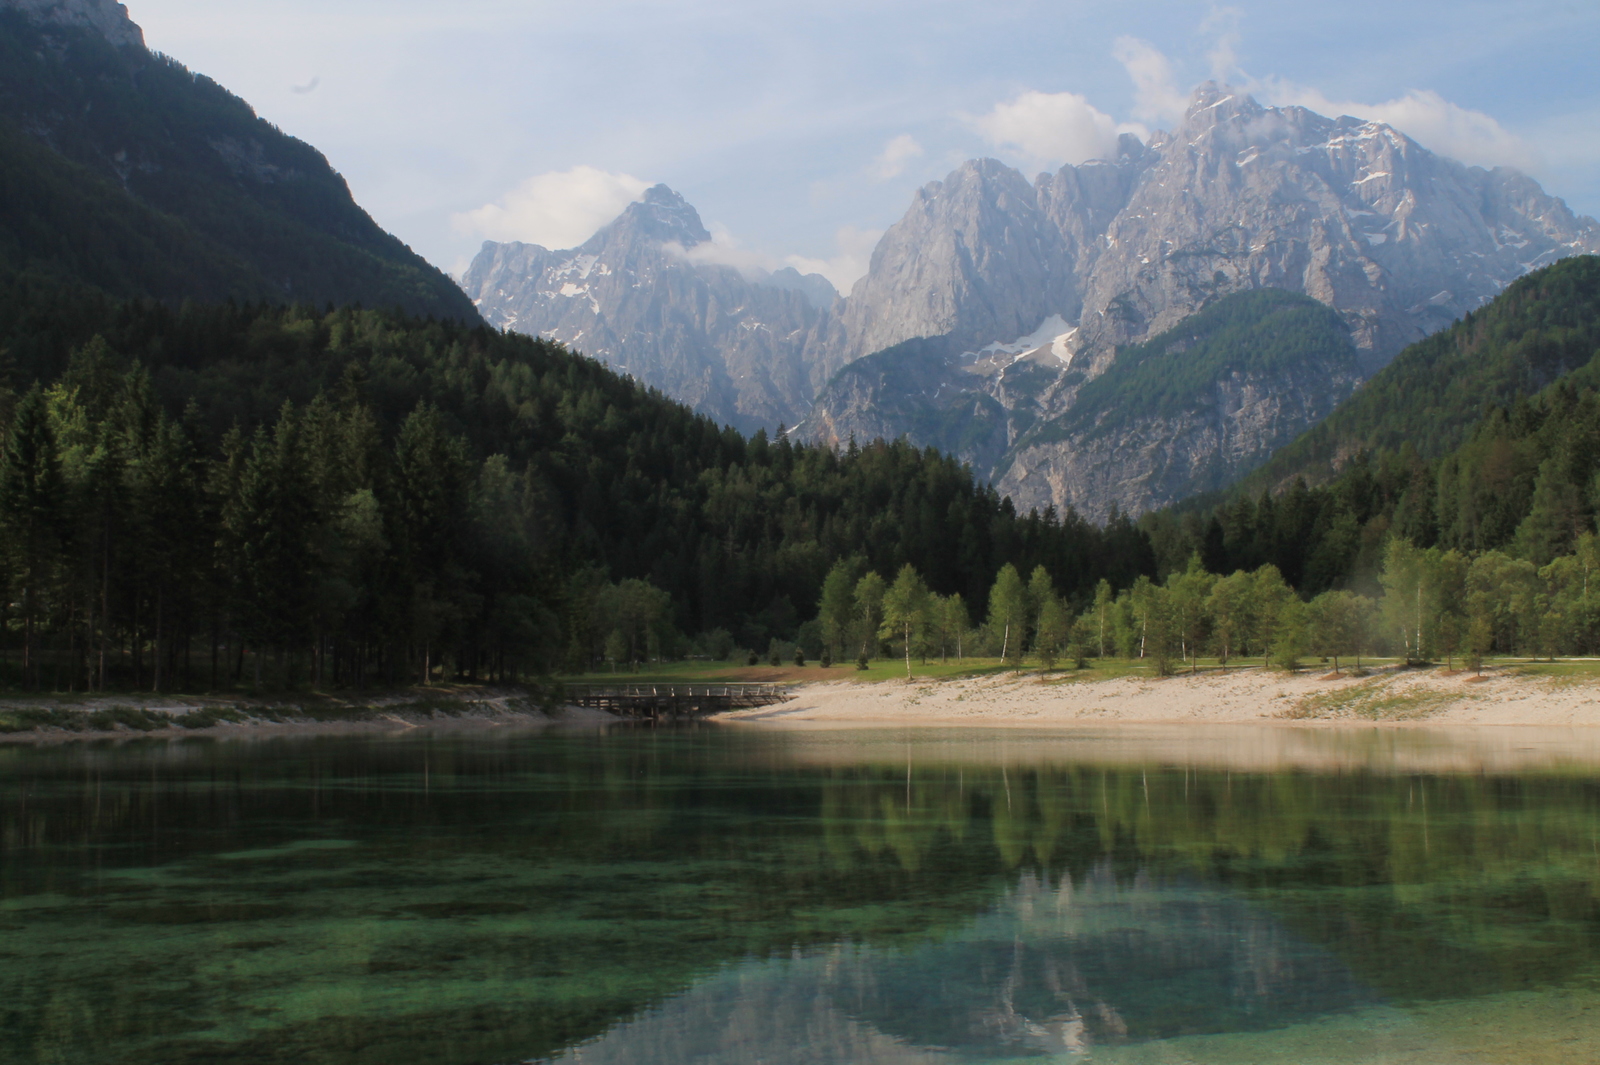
466;84;1600;516
10;0;1600;529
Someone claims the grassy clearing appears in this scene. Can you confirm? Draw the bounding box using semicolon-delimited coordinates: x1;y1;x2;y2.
561;656;1413;687
558;658;1019;685
1285;676;1463;721
1507;658;1600;681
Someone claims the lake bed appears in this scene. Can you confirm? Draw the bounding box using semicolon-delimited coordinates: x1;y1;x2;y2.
4;725;1599;1063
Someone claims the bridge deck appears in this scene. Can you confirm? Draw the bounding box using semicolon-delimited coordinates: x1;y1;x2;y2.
565;683;794;720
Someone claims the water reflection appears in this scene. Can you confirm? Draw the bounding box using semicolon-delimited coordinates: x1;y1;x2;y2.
2;727;1600;1064
543;868;1378;1064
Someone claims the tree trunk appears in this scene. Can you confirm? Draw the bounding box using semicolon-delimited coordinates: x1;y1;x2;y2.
152;585;164;694
99;530;110;692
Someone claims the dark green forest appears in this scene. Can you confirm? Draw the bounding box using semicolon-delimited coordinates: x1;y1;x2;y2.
4;251;1600;690
0;11;475;319
1143;257;1600;596
1242;255;1600;492
0;278;1155;690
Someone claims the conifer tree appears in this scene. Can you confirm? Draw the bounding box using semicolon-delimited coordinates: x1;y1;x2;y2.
0;388;66;686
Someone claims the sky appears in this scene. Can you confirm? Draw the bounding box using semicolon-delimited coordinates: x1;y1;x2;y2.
125;0;1600;292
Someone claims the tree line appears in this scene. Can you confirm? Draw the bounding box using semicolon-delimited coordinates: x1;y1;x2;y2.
8;263;1600;690
826;526;1600;676
0;294;1160;690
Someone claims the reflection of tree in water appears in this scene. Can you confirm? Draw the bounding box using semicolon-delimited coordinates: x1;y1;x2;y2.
813;760;1600;1003
5;734;1600;1064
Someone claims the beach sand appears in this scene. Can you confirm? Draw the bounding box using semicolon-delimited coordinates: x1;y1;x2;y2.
719;664;1600;730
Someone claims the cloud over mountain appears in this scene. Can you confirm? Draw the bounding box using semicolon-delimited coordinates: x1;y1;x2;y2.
454;166;650;250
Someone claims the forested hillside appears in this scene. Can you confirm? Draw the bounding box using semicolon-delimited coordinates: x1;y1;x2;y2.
0;9;476;319
0;279;1154;690
1243;255;1600;491
1141;256;1600;599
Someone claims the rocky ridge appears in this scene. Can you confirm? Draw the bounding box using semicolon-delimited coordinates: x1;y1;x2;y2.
463;186;841;432
1;0;143;49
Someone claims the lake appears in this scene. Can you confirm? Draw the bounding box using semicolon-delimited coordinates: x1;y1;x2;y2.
3;724;1600;1064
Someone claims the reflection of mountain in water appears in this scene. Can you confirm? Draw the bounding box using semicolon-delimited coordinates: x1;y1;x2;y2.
539;865;1376;1064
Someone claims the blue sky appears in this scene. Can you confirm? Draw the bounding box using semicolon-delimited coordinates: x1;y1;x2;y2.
128;0;1600;289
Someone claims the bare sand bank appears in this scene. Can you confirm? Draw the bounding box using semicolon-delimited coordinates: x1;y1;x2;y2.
715;665;1600;774
722;664;1600;730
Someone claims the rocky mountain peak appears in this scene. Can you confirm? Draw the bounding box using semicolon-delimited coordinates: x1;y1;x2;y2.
589;183;711;251
1;0;144;49
1113;131;1148;163
1181;81;1263;124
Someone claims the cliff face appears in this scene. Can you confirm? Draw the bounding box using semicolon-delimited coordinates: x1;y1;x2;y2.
1060;84;1600;377
463;186;840;433
836;85;1600;382
994;356;1363;521
799;85;1600;516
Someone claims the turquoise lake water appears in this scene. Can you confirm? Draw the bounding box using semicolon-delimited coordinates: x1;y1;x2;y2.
3;725;1600;1063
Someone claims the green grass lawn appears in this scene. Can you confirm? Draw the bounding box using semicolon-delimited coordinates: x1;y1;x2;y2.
556;654;1403;686
1506;658;1600;679
557;657;1019;685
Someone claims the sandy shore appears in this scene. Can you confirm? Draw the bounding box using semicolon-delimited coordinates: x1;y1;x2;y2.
720;664;1600;730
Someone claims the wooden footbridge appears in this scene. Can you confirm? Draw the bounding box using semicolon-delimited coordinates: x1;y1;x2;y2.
565;683;795;721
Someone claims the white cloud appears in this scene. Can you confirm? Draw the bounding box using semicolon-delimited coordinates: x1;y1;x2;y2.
1201;6;1243;83
972;90;1144;170
665;223;879;294
785;225;882;293
870;133;924;181
452;166;649;249
669;222;774;272
1107;28;1538;174
1112;36;1188;125
1258;81;1538;171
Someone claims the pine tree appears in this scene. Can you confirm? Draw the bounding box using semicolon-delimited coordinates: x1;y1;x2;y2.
0;388;66;686
233;408;318;688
